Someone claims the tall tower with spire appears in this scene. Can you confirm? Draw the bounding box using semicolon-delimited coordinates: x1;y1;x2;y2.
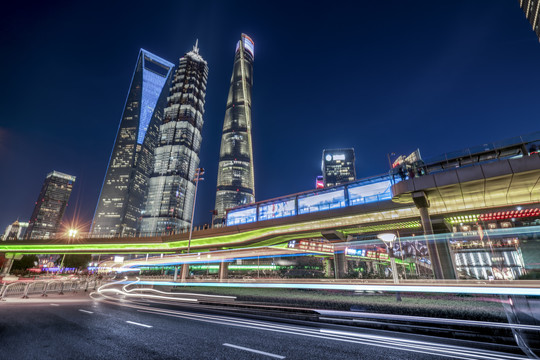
140;42;209;234
214;34;256;226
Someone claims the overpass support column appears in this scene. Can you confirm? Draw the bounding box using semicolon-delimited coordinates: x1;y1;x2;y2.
219;261;229;282
173;266;179;282
333;250;347;279
412;191;456;280
180;264;189;282
0;258;14;276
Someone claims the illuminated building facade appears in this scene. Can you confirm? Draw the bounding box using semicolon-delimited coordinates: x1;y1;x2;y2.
519;0;540;41
92;49;174;237
214;34;256;226
2;220;29;241
26;171;75;239
140;43;208;234
322;148;356;187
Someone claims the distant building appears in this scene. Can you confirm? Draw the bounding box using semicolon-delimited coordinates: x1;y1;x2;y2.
140;42;209;234
2;220;29;241
92;49;175;237
26;171;75;239
519;0;540;41
322;149;356;187
214;34;256;226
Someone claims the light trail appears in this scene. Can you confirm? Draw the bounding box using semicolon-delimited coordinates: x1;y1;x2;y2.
90;283;526;360
134;307;523;360
79;309;93;314
121;277;236;300
317;309;540;332
121;280;540;297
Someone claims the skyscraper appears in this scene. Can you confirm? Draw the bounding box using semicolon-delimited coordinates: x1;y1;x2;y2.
140;42;209;234
322;148;356;187
214;34;256;226
26;171;75;239
92;49;174;237
519;0;540;41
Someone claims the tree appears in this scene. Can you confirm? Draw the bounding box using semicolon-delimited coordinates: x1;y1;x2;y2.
60;254;91;270
11;255;38;271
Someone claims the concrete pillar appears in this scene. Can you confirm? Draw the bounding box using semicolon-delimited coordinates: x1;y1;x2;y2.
173;266;179;282
0;258;14;276
180;264;189;282
218;261;229;282
333;251;347;279
413;191;456;280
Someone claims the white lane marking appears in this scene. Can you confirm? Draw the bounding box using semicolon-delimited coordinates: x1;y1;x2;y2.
223;343;285;359
50;303;60;306
126;320;152;328
79;309;93;314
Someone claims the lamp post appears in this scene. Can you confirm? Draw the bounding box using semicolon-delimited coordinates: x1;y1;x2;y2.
187;168;204;254
377;232;402;302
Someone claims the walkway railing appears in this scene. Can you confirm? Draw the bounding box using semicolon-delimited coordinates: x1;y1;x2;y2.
0;278;101;301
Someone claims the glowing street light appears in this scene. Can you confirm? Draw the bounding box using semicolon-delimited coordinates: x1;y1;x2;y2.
377;232;402;302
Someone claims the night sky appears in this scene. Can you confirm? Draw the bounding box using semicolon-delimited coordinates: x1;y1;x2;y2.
1;1;539;233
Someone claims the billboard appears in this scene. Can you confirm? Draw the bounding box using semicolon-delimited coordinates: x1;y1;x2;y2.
226;206;257;226
258;199;296;221
298;188;346;215
348;179;392;206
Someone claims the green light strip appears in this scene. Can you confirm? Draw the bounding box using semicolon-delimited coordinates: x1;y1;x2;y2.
445;215;479;224
341;221;421;235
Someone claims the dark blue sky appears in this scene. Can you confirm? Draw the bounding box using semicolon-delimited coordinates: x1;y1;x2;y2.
1;1;539;233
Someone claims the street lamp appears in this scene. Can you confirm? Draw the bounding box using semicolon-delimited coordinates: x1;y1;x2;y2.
377;232;402;302
187;168;204;254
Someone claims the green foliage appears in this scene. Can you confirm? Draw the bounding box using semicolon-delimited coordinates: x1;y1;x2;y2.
60;254;91;269
11;255;38;271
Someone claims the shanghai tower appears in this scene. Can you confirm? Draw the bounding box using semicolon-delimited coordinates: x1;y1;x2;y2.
214;34;256;226
140;42;209;234
92;49;174;237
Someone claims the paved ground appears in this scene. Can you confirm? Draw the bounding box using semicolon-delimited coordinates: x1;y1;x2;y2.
0;292;527;360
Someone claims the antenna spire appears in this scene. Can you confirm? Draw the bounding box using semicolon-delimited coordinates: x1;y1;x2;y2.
193;39;199;54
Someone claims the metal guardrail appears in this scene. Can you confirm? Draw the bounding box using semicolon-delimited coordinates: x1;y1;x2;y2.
0;278;101;301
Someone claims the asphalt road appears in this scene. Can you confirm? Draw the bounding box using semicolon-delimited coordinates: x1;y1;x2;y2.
0;293;526;360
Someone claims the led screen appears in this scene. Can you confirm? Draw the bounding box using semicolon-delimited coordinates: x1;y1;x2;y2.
227;206;257;226
298;188;346;215
258;199;296;221
348;180;392;206
243;37;255;56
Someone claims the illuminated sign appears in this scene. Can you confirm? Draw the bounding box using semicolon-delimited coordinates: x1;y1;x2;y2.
316;175;324;189
114;256;124;263
325;154;332;161
333;154;345;161
346;248;366;257
237;34;255;57
298;188;346;215
288;240;334;253
366;251;389;260
479;208;540;221
259;199;296;221
227;206;257;226
348;180;392;206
